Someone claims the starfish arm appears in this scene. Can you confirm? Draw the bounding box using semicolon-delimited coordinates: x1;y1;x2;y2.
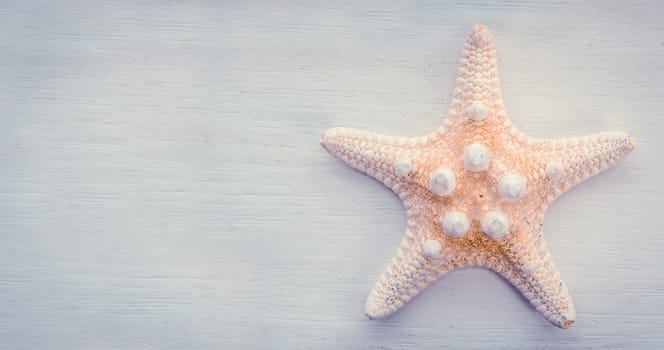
321;127;426;189
535;131;635;198
492;232;576;328
446;25;505;125
365;230;452;319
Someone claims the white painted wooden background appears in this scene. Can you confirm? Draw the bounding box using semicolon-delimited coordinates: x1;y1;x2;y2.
1;1;662;349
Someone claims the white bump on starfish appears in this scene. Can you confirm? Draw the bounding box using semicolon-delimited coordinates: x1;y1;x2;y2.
463;143;491;172
545;161;564;180
393;158;413;177
321;25;635;328
481;210;510;239
428;167;456;195
441;211;470;237
498;172;527;201
421;239;443;259
467;101;488;120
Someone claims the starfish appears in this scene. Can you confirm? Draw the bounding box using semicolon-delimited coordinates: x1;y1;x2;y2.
320;25;634;328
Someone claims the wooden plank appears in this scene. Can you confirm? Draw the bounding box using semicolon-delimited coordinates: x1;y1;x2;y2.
0;1;662;348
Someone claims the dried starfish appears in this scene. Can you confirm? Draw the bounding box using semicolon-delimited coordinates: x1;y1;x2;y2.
320;25;634;328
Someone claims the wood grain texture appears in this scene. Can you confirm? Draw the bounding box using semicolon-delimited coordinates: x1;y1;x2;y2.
0;1;662;349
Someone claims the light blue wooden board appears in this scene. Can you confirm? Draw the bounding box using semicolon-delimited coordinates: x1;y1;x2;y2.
0;1;662;348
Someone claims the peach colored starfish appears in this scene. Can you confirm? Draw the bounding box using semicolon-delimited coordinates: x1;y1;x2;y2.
320;25;634;328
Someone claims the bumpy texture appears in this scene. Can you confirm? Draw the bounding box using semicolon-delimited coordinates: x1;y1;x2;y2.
320;25;635;328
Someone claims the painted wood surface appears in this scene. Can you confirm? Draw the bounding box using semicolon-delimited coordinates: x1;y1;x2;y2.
0;1;662;348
